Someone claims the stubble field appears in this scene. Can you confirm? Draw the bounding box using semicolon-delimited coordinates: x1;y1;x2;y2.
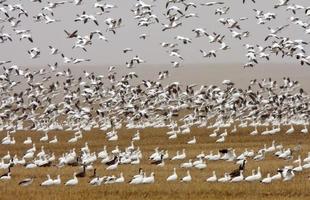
0;125;309;200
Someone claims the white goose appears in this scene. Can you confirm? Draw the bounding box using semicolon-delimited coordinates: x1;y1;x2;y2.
187;136;196;144
261;173;272;184
115;172;124;183
166;168;178;181
231;171;244;182
180;170;192;183
65;172;78;186
53;175;61;185
40;174;54;186
206;171;217;182
142;172;155;184
218;173;231;182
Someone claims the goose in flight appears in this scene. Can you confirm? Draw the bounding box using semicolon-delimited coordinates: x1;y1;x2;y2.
123;48;133;53
200;49;216;58
48;46;59;55
243;0;255;3
192;28;208;38
47;1;67;9
28;47;40;59
64;30;78;38
200;2;225;6
171;61;180;68
175;36;192;44
19;33;33;43
274;0;290;9
268;24;289;34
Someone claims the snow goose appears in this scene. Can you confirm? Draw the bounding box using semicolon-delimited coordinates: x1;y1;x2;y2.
132;131;140;141
115;172;124;183
293;162;303;172
40;174;54;186
282;169;295;181
98;146;108;159
19;177;34;186
180;159;193;168
65;172;78;186
40;132;48;142
271;172;282;181
218;173;231;182
302;162;310;169
0;172;11;180
216;135;225;143
187;136;196;144
53;175;61;185
195;161;207;170
246;167;261;182
261;173;272;184
180;170;192;183
23;137;32;144
286;125;294;134
0;167;11;180
142;172;155;184
303;152;310;163
301;125;308;134
171;149;186;160
206;171;217;182
231;171;244;182
49;136;58;144
129;174;143;184
250;126;258;135
2;151;10;161
167;168;178;181
266;141;276;153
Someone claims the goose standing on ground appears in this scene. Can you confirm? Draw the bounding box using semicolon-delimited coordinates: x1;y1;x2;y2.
40;174;54;186
65;173;78;186
166;168;178;181
180;170;192;183
261;173;272;184
206;171;217;182
231;171;244;182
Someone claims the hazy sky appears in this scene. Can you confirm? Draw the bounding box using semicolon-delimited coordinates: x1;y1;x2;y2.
0;0;310;68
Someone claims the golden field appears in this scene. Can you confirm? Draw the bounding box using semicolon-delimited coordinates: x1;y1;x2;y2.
0;125;309;200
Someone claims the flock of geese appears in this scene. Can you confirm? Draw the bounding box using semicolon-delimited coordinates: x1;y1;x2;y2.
0;0;309;67
0;0;309;188
0;64;309;186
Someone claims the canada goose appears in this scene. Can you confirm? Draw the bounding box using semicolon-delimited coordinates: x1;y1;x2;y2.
230;160;246;178
106;156;118;166
76;165;86;178
231;170;244;182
